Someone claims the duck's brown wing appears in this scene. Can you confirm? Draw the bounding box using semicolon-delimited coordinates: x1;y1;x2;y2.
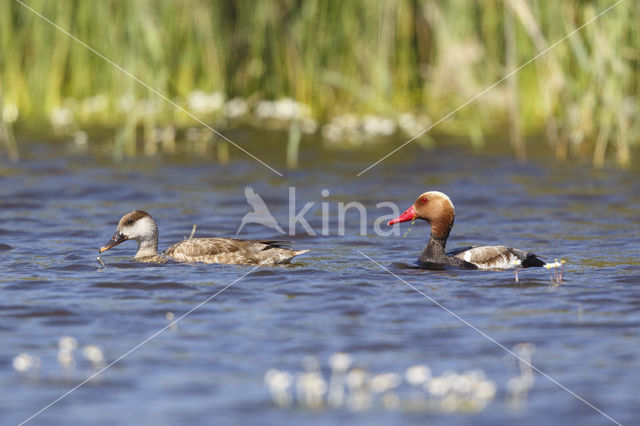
164;238;307;265
165;238;244;256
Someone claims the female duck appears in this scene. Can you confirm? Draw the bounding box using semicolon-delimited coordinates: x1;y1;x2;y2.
388;191;545;270
99;210;309;265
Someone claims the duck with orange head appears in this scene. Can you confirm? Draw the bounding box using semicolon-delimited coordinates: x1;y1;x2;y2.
388;191;545;270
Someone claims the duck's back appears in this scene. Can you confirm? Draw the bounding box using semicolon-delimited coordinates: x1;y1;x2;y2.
164;238;308;265
450;245;545;270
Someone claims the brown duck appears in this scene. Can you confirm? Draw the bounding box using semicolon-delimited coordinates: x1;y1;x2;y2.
388;191;545;270
99;210;309;265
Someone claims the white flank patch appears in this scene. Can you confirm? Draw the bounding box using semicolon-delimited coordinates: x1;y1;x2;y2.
467;251;522;270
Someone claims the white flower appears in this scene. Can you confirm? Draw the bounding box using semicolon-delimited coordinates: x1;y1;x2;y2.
451;373;472;393
2;103;18;123
398;113;417;133
345;368;368;389
405;364;431;385
13;353;40;373
74;131;88;147
322;114;363;144
58;350;75;369
224;97;248;118
321;123;342;142
187;91;224;115
329;352;352;372
50;107;75;128
370;373;400;393
544;259;566;269
398;113;431;135
425;376;449;397
255;100;275;118
334;114;359;131
265;369;293;390
473;380;497;400
297;371;327;409
273;98;298;121
265;369;294;408
58;336;78;352
362;115;396;136
301;117;318;134
166;311;178;331
117;94;135;113
83;345;106;368
378;117;396;135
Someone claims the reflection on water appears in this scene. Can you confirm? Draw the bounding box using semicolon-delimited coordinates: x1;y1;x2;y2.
1;135;639;425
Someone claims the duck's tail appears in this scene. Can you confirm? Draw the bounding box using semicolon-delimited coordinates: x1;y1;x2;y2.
522;254;545;268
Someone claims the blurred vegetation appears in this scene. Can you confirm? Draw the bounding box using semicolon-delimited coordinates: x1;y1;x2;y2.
0;0;638;167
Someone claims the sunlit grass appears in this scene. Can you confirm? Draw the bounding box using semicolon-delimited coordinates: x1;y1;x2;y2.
1;0;638;166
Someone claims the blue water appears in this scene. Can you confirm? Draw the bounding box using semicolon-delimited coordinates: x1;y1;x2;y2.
1;137;639;425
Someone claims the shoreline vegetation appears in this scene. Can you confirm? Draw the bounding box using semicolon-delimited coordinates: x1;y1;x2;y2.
1;0;638;167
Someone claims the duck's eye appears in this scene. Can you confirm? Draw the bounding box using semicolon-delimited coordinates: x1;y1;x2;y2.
126;218;134;225
421;197;428;204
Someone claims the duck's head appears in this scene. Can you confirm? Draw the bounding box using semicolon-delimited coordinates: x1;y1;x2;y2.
99;210;158;253
388;191;455;239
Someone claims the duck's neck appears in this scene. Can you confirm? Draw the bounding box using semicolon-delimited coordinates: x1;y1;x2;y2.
420;234;448;262
418;224;475;269
421;215;453;261
135;233;159;259
418;216;459;266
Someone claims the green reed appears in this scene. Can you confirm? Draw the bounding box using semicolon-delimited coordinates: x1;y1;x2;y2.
0;0;637;166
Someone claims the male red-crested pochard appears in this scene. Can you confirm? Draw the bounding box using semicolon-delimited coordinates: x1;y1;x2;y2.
99;210;309;265
388;191;545;270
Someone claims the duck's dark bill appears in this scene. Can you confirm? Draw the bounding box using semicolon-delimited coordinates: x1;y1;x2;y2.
99;232;127;253
388;206;417;226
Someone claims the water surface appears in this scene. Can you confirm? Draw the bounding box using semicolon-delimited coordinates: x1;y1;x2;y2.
1;136;639;425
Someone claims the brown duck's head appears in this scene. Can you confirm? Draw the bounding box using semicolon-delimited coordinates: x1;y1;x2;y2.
99;210;157;253
388;191;455;239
